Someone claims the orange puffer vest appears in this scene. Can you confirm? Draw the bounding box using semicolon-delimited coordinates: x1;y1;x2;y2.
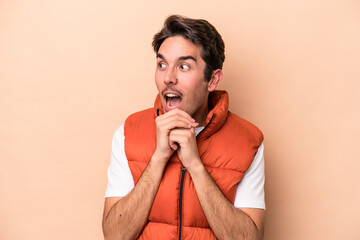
124;90;263;240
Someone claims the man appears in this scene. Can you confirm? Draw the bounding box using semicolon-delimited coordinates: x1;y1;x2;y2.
102;15;265;240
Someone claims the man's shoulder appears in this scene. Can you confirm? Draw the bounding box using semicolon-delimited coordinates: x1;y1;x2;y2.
123;107;157;140
125;107;156;125
123;107;157;161
224;112;264;145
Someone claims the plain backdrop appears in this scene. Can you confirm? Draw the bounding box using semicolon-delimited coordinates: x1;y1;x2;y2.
1;0;359;239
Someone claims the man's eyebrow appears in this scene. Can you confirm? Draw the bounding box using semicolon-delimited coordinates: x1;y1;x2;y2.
156;53;165;60
156;53;196;63
178;55;196;62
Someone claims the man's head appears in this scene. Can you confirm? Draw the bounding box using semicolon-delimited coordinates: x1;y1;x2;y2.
153;15;225;82
153;15;225;125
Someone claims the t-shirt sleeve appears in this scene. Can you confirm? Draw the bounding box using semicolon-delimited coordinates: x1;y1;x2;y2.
234;142;265;209
105;124;135;198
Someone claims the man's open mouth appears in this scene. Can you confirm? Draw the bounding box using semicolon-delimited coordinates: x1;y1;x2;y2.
164;93;182;109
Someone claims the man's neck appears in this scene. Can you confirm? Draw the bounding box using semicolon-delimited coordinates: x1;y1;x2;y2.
193;105;209;127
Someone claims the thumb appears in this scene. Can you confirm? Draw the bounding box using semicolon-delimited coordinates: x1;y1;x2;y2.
169;140;179;151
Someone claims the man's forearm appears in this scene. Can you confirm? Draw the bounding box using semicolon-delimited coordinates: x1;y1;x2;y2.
188;164;262;240
102;155;166;240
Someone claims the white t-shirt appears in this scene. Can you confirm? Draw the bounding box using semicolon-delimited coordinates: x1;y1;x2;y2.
105;124;265;209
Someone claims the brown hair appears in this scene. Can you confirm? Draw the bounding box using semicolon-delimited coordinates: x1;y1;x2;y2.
152;15;225;81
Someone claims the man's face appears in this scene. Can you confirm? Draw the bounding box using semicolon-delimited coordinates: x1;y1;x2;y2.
155;36;210;124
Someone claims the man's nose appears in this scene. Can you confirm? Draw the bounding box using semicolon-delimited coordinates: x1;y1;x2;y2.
164;67;178;85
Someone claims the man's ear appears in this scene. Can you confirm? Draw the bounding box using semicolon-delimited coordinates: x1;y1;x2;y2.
207;69;223;92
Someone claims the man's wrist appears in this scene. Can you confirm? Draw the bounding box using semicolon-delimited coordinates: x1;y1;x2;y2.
186;158;206;178
150;151;168;169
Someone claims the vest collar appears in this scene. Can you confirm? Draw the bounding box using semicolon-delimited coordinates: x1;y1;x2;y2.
154;90;229;139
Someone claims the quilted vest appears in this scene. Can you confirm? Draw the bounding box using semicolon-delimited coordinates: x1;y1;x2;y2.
124;90;263;240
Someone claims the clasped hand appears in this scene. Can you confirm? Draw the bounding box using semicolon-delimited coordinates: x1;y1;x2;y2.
154;108;201;170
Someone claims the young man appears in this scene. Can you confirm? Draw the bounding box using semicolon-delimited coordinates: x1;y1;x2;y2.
103;15;265;240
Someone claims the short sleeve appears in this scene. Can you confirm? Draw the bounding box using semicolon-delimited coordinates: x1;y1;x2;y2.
105;124;135;198
234;142;265;209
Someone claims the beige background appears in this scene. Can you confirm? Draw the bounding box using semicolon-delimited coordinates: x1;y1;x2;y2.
1;0;359;239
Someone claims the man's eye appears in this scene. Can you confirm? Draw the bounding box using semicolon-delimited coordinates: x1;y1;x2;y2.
180;64;190;70
158;63;166;69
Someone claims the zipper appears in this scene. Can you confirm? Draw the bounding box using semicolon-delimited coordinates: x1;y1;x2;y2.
178;113;215;239
178;166;186;240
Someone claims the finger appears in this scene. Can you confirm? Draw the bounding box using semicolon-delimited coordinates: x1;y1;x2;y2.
156;110;199;129
157;113;193;124
159;108;196;122
157;112;195;126
157;115;199;130
169;129;193;145
170;127;195;135
169;140;178;151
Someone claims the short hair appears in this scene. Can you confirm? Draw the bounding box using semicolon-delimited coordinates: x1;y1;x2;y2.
152;15;225;82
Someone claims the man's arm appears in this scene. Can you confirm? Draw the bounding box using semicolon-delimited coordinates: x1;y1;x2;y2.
189;165;264;240
169;126;264;240
102;109;198;239
102;153;167;240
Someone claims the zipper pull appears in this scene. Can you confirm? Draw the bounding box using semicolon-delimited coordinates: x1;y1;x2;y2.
182;166;186;171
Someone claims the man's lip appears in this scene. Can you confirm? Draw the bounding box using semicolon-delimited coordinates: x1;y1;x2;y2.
162;88;183;112
161;88;183;97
